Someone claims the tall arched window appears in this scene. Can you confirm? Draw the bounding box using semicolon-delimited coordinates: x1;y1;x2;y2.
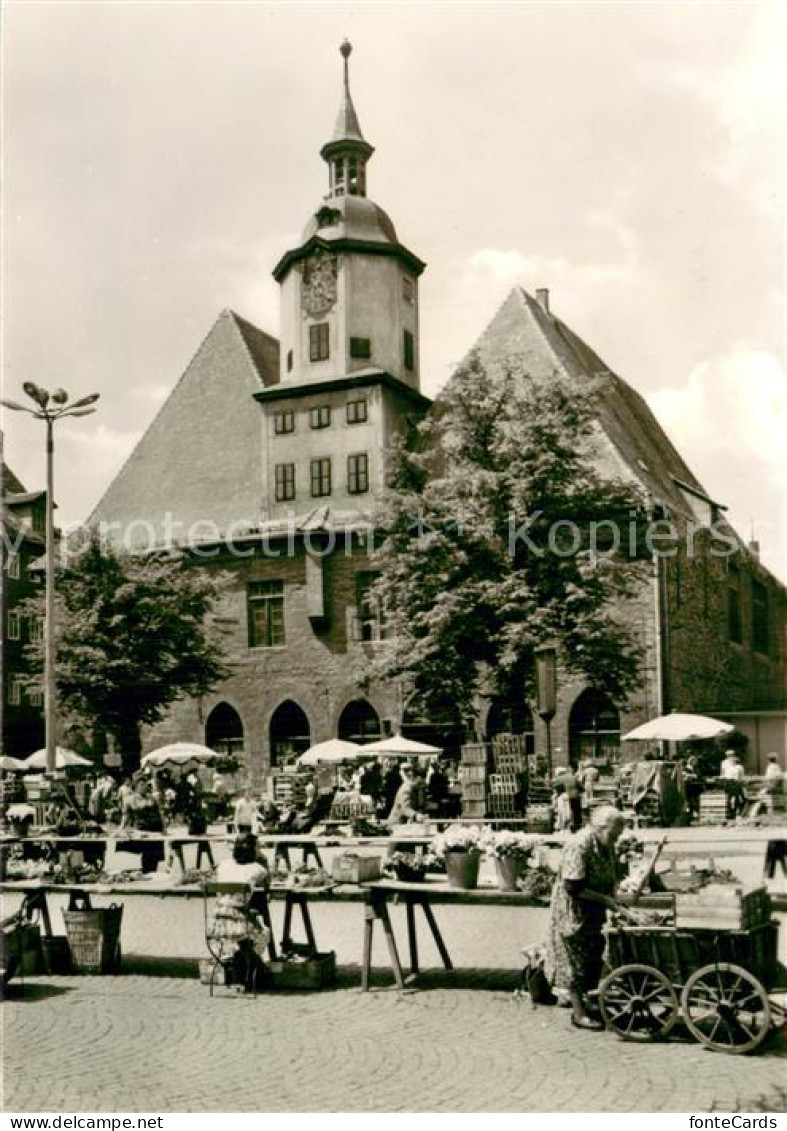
402;695;465;761
569;689;620;765
337;699;382;744
269;700;311;768
205;702;244;758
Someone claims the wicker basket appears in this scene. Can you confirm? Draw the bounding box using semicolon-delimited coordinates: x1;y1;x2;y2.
62;902;123;974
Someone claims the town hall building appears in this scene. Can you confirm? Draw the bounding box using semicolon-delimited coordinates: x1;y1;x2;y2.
89;44;786;779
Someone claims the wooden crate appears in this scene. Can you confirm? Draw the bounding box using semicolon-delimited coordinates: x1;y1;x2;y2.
460;743;489;766
699;790;728;824
488;773;518;793
267;951;337;990
525;803;553;834
461;782;486;801
459;764;487;784
489;793;518;817
462;799;486;818
605;922;778;986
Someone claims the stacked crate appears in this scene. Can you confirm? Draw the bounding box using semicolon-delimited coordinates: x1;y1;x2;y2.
488;734;528;818
698;790;728;825
273;772;310;810
459;743;489;818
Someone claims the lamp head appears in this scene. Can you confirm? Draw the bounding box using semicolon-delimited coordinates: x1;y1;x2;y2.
23;382;49;408
50;388;69;405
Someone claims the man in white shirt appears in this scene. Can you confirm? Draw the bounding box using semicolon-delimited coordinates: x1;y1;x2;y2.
720;750;746;818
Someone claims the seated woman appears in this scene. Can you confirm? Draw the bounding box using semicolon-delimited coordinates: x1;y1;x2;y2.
208;834;271;990
544;804;628;1030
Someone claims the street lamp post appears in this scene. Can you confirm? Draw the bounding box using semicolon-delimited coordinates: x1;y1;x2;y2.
1;383;100;776
535;641;558;779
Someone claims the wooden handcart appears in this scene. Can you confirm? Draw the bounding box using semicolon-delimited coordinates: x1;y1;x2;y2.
597;919;784;1054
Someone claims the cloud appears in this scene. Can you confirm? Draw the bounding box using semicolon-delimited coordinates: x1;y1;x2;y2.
463;211;638;292
668;2;785;216
648;347;787;577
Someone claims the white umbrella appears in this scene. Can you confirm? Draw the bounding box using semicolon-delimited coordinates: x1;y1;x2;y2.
23;747;93;771
621;713;735;742
141;742;217;770
0;755;26;772
360;734;441;758
297;738;363;766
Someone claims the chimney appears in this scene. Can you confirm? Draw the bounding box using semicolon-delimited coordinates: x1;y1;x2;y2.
748;539;760;560
535;288;550;314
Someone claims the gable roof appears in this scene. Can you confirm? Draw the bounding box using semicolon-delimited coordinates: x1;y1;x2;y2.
468;287;710;519
90;310;280;546
2;464;27;496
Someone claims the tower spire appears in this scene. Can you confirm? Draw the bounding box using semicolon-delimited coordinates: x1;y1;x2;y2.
321;40;374;198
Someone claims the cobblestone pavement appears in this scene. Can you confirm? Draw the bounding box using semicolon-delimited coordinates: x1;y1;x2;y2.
3;969;786;1114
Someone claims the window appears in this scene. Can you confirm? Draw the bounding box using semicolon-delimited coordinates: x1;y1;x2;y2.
8;680;22;706
274;463;296;502
350;337;371;359
403;329;414;371
5;554;20;579
347;453;369;495
7;611;20;641
309;405;331;430
247;581;285;649
727;562;742;644
274;410;295;435
28;687;43;708
29;618;43;644
751;579;769;654
286;350;293;373
346;398;368;424
309;323;330;362
310;458;331;497
355;571;388;641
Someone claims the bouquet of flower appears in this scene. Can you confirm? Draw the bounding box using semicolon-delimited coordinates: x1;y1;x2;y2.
616;830;645;865
385;851;429;882
432;824;485;856
485;829;541;861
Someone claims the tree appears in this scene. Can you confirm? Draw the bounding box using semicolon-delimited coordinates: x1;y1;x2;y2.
366;351;648;721
22;532;231;774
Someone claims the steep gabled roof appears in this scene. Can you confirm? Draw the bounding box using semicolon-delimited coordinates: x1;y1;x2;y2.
90;310;279;545
230;311;280;387
468;287;710;518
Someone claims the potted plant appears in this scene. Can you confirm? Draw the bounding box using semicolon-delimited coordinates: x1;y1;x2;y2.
5;803;36;840
432;824;485;889
485;830;541;891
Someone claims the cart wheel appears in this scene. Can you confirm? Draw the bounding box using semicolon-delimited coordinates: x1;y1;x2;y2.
681;963;771;1054
598;964;679;1041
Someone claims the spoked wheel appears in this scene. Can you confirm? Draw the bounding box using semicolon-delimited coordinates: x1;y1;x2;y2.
681;963;771;1054
598;964;679;1041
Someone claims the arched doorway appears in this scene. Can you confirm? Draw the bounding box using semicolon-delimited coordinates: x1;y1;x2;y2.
338;699;382;745
569;689;620;765
269;700;311;768
485;697;535;756
402;695;465;761
205;702;244;758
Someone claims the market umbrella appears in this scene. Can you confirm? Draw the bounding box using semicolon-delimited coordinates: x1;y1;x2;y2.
621;713;735;743
141;742;218;771
297;738;363;766
23;747;93;771
359;734;441;758
0;755;26;772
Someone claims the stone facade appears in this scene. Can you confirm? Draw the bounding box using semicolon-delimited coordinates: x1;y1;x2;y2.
92;47;785;779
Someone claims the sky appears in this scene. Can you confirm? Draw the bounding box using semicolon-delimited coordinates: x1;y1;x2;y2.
2;1;785;577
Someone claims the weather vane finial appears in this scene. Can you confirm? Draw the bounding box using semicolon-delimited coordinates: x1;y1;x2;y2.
340;39;352;60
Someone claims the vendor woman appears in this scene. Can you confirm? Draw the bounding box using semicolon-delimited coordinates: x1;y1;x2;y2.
544;804;628;1030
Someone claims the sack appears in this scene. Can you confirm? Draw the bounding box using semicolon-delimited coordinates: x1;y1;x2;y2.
522;964;557;1005
188;813;207;836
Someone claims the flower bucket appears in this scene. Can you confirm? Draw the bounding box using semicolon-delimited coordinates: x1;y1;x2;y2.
495;856;524;891
444;849;481;890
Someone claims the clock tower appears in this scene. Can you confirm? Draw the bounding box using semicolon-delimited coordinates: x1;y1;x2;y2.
256;43;430;521
272;40;426;391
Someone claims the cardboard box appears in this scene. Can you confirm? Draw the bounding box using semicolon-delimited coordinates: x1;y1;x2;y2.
331;854;382;883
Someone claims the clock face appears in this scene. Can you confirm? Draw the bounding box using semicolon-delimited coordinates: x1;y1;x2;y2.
301;252;338;317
